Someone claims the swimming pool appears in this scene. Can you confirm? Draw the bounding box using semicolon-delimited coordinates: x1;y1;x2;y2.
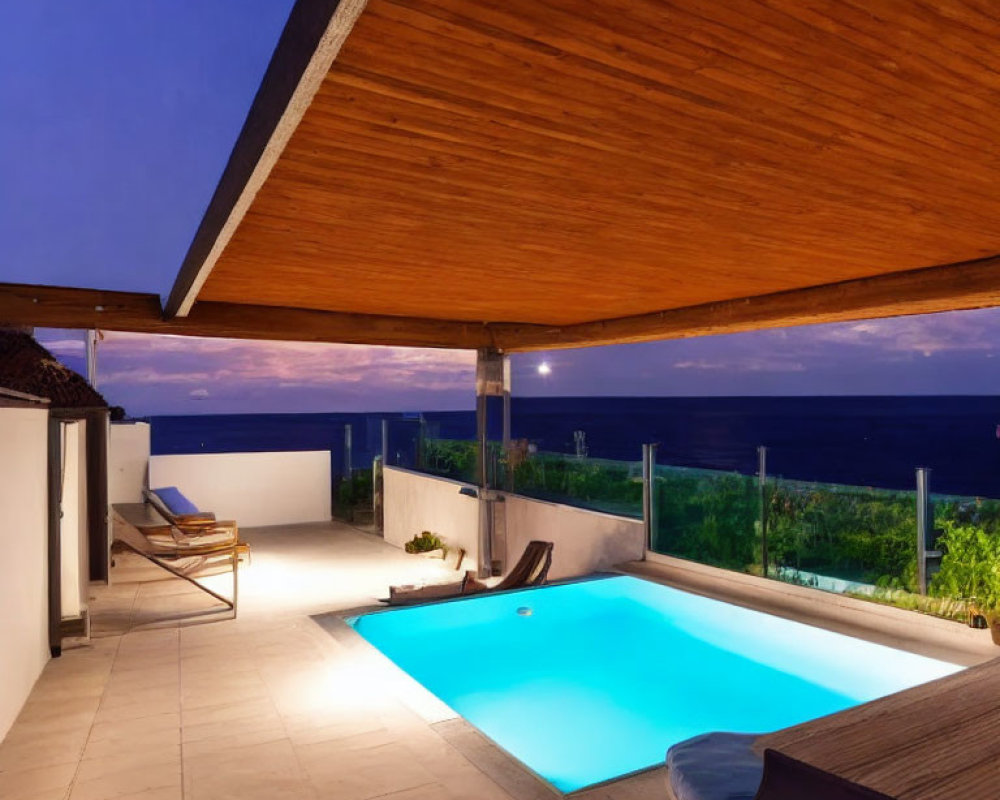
350;576;961;793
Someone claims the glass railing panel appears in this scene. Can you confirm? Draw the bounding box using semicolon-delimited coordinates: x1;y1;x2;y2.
927;491;1000;623
511;451;643;518
764;478;918;600
420;437;479;483
335;468;374;523
650;464;760;573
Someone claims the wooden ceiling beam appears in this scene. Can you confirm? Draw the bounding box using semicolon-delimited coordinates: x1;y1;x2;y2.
6;256;1000;353
0;283;496;349
164;0;367;319
494;255;1000;351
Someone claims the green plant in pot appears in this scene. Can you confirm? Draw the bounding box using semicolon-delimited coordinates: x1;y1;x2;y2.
405;531;447;557
931;521;1000;644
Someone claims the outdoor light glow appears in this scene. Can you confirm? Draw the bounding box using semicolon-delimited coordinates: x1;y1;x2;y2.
537;362;552;376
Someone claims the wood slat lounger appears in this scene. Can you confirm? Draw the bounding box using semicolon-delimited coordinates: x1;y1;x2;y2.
143;488;248;558
756;656;1000;799
384;541;554;606
112;503;239;616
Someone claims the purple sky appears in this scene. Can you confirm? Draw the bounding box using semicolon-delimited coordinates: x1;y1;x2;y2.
6;4;1000;415
34;306;1000;415
0;1;294;297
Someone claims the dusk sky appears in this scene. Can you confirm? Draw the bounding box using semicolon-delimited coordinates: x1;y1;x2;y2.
6;4;1000;416
33;307;1000;416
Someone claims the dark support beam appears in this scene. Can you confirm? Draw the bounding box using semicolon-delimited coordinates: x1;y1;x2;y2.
0;283;496;349
165;0;366;318
5;254;1000;352
46;417;62;658
494;255;1000;351
86;410;110;583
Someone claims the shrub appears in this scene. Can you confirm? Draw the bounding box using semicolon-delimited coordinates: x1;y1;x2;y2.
405;531;447;554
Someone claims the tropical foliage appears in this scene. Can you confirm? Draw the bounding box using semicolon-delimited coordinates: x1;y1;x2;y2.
421;438;478;483
411;441;1000;621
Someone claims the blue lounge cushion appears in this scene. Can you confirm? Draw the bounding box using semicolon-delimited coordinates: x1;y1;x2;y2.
151;486;201;516
667;732;764;800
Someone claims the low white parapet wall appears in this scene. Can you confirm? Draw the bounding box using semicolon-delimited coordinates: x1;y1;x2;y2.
503;494;644;580
149;450;331;528
383;466;645;580
109;421;150;505
383;466;481;567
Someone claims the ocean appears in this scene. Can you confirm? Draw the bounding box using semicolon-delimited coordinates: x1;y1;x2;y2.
148;396;1000;498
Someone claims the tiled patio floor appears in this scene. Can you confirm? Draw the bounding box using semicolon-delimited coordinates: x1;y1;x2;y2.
0;522;663;800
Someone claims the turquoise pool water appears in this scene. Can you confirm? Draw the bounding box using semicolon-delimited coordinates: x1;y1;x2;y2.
350;576;961;792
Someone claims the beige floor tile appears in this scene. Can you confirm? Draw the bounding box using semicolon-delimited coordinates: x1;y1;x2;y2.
183;738;313;800
297;734;438;800
0;730;91;773
181;697;282;735
81;714;180;763
68;760;181;800
0;760;78;798
1;525;539;800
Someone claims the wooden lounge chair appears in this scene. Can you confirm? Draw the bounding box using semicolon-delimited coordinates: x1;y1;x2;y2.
144;487;249;560
753;750;896;800
112;502;241;615
384;540;554;606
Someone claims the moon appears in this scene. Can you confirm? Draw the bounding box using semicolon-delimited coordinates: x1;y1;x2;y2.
537;362;552;376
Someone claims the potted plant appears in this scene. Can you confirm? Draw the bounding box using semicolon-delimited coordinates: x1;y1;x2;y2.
932;521;1000;643
405;531;448;559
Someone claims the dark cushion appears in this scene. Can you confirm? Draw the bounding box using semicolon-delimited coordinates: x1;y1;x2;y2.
667;732;764;800
754;750;897;800
151;486;201;516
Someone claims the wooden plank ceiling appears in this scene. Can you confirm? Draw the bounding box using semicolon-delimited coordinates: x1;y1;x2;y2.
169;0;1000;349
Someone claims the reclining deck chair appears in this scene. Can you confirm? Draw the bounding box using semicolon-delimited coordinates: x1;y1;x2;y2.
384;540;554;606
144;487;249;560
112;503;240;615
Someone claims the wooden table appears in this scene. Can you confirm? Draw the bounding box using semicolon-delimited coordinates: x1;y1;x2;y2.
758;657;1000;798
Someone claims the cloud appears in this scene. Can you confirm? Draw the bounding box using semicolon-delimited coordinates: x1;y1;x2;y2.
39;337;85;354
673;358;806;373
85;331;477;413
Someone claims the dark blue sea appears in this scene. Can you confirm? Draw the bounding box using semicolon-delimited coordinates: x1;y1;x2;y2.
148;396;1000;498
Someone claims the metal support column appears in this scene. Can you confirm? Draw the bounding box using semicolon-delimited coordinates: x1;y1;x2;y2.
642;443;658;553
476;348;510;577
916;467;931;594
381;418;389;466
343;424;353;475
758;446;768;578
85;329;99;388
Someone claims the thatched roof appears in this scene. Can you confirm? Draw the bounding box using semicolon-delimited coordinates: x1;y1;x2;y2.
0;330;107;409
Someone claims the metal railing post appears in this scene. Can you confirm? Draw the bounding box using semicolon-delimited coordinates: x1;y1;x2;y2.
343;423;353;475
916;467;931;594
642;443;658;553
381;418;389;467
758;446;768;578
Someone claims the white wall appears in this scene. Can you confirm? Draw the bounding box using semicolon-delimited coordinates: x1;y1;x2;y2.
382;467;645;581
502;495;645;581
384;467;480;567
0;407;50;740
149;450;331;528
109;422;150;504
59;421;88;620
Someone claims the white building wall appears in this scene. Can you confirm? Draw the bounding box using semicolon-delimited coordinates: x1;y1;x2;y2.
149;451;331;528
382;467;645;581
108;422;150;504
504;494;645;580
59;421;89;619
0;407;51;740
383;467;480;566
